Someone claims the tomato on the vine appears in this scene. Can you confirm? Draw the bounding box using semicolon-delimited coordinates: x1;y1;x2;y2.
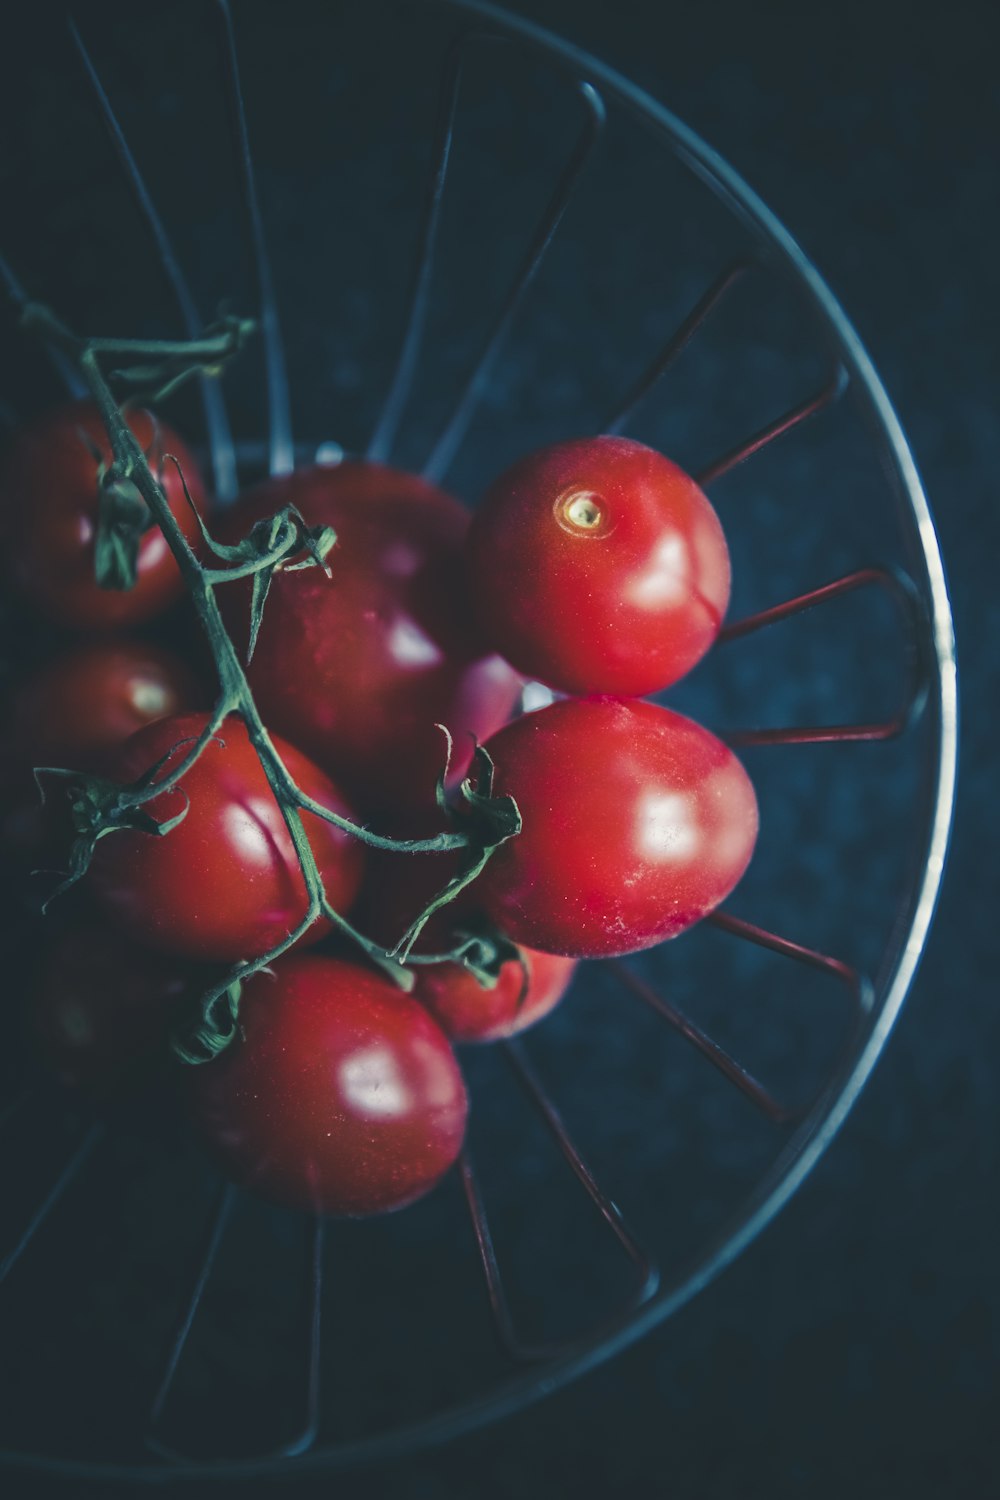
467;435;730;696
30;923;195;1096
186;954;468;1216
217;461;522;813
354;844;576;1044
474;698;759;958
1;639;204;878
0;400;208;630
414;946;576;1044
4;638;204;778
87;712;364;962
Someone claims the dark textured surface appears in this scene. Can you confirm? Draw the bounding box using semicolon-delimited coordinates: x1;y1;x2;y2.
1;0;995;1495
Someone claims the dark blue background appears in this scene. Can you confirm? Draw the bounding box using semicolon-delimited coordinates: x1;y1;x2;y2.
5;0;997;1494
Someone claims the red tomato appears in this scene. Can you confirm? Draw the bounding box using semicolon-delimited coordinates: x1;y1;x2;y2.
4;638;204;777
1;639;203;878
353;843;576;1043
0;400;208;630
467;435;730;695
186;954;468;1216
216;461;522;813
475;698;758;957
87;712;364;962
415;946;576;1044
30;924;195;1095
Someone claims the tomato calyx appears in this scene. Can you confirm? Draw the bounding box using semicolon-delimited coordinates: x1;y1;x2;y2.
391;735;522;962
168;453;337;662
83;410;168;593
94;464;150;591
173;976;245;1066
103;313;257;405
405;912;527;996
32;731;223;908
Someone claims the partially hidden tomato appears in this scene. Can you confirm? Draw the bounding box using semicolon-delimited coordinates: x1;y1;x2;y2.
0;399;208;630
186;953;468;1216
354;844;576;1044
4;638;204;779
475;698;759;958
0;639;204;882
30;923;198;1096
467;435;730;696
87;712;364;962
216;461;522;814
414;946;576;1044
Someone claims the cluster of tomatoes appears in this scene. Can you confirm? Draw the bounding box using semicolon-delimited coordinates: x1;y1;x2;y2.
0;401;757;1219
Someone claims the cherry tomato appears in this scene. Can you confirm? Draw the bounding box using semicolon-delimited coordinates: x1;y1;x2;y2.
4;638;204;779
30;923;194;1096
186;953;468;1216
353;845;576;1043
467;435;730;695
87;712;364;962
0;399;208;630
475;698;758;957
1;639;204;893
216;461;522;813
414;946;575;1044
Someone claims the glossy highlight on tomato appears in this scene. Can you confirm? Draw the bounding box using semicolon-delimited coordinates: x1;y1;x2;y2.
217;461;522;813
88;712;364;962
4;638;203;778
467;435;730;696
1;640;203;888
0;400;209;630
186;954;468;1216
475;698;759;958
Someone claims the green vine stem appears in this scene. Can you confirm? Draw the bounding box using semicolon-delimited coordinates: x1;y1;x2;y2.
18;302;521;1062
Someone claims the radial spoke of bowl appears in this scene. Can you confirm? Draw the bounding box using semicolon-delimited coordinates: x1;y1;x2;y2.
696;363;848;487
708;910;874;1016
67;17;238;503
719;565;929;746
146;1189;326;1463
604;260;750;436
280;1215;325;1459
606;959;792;1123
366;34;467;465
0;250;87;398
145;1180;236;1446
460;1046;657;1362
458;1150;529;1360
421;79;606;484
502;1040;657;1299
214;0;293;477
0;1122;106;1287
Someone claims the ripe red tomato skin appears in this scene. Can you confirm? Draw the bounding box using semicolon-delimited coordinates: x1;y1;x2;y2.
475;698;759;958
0;400;208;630
0;640;204;879
415;946;576;1044
216;461;522;813
186;954;468;1217
30;924;194;1097
87;713;364;963
4;639;204;779
467;435;730;696
351;843;576;1043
